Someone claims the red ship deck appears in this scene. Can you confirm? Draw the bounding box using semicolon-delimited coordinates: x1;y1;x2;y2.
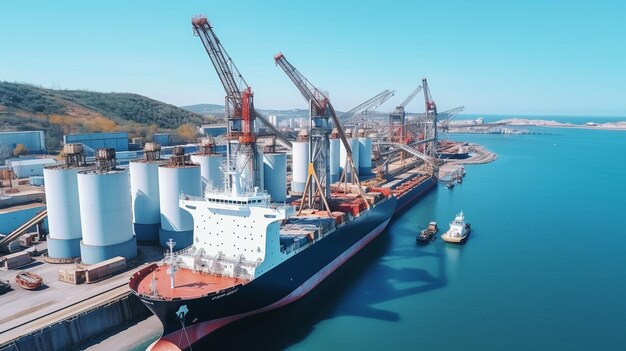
133;265;244;299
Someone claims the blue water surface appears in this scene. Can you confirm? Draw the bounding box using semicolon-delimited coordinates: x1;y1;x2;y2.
149;126;626;351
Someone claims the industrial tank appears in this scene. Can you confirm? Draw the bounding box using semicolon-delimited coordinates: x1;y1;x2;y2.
329;130;340;183
340;130;360;182
158;147;201;249
129;142;165;242
291;130;309;194
358;129;372;176
45;144;90;260
263;152;287;202
190;137;224;192
78;149;137;264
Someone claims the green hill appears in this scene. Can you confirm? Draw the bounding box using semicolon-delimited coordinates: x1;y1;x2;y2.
0;82;220;151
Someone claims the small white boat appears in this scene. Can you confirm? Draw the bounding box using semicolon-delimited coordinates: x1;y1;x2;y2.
441;211;471;243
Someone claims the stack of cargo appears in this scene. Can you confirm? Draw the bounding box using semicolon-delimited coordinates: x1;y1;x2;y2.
80;256;126;283
18;233;38;247
1;251;31;270
58;267;86;284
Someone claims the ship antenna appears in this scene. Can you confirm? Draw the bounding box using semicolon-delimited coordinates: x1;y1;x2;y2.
165;238;178;289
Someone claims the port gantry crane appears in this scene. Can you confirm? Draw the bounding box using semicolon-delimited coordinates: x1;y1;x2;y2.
389;85;422;144
192;16;294;193
340;89;395;127
274;53;371;214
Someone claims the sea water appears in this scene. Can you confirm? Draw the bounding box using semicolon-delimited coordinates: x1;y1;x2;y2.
161;122;626;350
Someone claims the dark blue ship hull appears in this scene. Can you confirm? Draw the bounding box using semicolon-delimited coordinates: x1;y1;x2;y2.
395;176;437;213
134;196;396;350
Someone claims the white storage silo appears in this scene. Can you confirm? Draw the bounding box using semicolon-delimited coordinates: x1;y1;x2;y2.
329;132;340;183
190;154;224;192
158;159;201;249
291;131;309;194
358;130;372;176
45;144;91;261
78;167;137;264
44;167;84;260
340;131;360;182
263;152;287;202
130;161;164;242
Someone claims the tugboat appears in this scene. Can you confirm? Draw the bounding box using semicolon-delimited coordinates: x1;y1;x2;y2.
441;211;471;243
416;222;438;243
15;272;43;290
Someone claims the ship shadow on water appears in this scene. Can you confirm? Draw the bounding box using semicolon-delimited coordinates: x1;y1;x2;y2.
194;227;448;350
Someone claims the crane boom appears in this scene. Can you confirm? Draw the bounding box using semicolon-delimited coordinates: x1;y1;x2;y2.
193;16;292;149
274;52;328;116
340;89;395;122
398;85;422;109
192;16;248;105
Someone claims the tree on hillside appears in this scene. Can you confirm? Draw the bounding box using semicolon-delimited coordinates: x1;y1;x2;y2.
176;123;197;143
13;144;29;157
0;144;12;163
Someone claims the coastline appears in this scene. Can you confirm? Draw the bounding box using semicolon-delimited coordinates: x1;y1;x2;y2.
500;118;626;131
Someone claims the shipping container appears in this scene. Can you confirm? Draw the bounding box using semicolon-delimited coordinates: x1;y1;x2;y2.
58;268;86;284
2;251;31;270
82;256;126;283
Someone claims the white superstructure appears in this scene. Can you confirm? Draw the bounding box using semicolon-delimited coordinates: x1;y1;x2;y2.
441;211;470;243
179;189;294;279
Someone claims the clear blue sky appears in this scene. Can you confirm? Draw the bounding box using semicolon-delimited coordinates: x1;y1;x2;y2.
1;0;625;116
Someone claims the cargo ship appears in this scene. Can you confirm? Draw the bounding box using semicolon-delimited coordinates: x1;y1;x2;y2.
130;185;396;350
377;173;437;213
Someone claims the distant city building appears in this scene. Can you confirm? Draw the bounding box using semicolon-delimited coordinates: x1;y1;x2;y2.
64;132;128;152
0;131;45;153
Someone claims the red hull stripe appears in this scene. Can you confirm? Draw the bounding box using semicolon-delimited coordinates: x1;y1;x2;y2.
148;217;392;351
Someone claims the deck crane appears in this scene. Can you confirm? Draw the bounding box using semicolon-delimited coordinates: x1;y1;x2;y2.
274;52;370;213
389;85;422;144
191;16;292;154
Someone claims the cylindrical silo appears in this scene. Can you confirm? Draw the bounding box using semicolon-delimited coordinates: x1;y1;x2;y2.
130;160;164;242
78;168;137;264
263;153;287;202
44;166;84;260
291;131;309;194
358;130;372;176
190;154;224;192
158;163;201;249
329;132;340;183
340;130;360;182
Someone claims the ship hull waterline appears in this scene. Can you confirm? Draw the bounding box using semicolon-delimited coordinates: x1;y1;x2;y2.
395;176;437;214
139;196;397;351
